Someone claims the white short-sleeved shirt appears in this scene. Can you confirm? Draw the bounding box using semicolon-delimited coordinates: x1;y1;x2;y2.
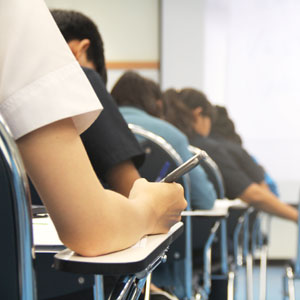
0;0;102;139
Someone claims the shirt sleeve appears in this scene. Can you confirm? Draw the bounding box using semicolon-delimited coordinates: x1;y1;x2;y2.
0;0;102;139
225;143;265;183
80;68;145;181
190;136;254;200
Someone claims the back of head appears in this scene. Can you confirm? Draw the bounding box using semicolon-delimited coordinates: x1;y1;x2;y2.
211;105;243;145
163;89;195;138
178;88;215;120
111;71;159;117
51;9;107;85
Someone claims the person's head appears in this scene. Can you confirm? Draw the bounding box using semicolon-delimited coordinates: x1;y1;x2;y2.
162;89;195;138
211;105;243;145
165;88;214;137
111;71;161;117
146;79;164;118
51;9;107;85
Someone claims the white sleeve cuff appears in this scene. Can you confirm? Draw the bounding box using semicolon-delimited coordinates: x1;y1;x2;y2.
0;62;102;140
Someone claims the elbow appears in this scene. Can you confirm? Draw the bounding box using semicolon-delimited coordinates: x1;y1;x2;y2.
59;232;113;257
240;183;265;207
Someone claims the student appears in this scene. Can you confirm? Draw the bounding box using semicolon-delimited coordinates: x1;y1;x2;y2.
211;105;280;196
163;88;298;222
35;9;179;300
48;9;146;196
0;0;187;258
111;71;217;210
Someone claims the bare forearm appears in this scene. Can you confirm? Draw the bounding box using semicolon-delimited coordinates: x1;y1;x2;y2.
106;160;141;197
17;119;153;256
240;183;298;222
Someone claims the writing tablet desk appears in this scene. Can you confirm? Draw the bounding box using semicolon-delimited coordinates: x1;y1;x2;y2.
33;217;183;275
33;217;184;300
54;222;183;276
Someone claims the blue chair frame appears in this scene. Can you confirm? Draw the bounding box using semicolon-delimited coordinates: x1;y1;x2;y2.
283;200;300;300
188;145;229;299
129;124;193;300
0;114;36;300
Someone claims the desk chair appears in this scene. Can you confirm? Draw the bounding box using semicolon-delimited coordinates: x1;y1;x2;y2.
283;201;300;300
182;206;228;300
0;114;36;300
250;211;270;300
189;146;268;300
188;146;225;200
129;124;193;300
189;145;229;297
54;223;184;300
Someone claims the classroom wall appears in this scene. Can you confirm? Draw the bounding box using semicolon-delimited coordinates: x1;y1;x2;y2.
161;0;300;259
45;0;160;90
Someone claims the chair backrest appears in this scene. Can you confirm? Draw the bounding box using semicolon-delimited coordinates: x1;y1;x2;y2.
188;145;225;199
129;124;191;200
129;124;191;260
129;124;193;299
0;115;36;300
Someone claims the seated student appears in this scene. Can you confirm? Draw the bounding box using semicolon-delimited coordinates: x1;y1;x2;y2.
49;9;144;196
2;0;187;262
162;88;298;222
110;71;216;299
34;10;180;300
111;71;217;210
211;105;280;196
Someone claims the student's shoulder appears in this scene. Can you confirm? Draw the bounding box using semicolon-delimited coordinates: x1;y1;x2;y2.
81;67;114;106
154;118;189;141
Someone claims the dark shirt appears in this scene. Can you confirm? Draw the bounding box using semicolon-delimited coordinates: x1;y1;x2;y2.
190;133;263;199
210;133;265;183
31;67;145;205
80;67;145;182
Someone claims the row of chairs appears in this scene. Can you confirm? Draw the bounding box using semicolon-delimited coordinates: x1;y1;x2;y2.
131;124;270;300
0;114;298;300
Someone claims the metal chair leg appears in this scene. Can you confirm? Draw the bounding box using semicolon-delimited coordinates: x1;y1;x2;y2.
246;253;253;300
108;276;137;300
227;270;235;300
259;245;268;300
285;267;296;300
94;275;105;300
144;274;152;300
128;276;148;300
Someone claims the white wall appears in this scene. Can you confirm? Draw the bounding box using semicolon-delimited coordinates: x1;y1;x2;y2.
45;0;160;90
204;0;300;203
162;0;300;204
160;0;206;90
161;0;300;259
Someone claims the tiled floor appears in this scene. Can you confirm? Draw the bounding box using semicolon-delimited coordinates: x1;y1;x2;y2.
235;265;300;300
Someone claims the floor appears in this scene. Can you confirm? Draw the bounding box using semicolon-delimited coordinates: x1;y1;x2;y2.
235;264;300;300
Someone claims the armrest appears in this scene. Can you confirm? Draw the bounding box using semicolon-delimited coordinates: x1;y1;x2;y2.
54;222;184;276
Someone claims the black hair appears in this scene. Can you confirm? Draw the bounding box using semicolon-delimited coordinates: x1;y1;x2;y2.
162;89;195;138
111;71;159;116
111;71;160;117
178;88;215;120
211;105;243;145
51;9;107;85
